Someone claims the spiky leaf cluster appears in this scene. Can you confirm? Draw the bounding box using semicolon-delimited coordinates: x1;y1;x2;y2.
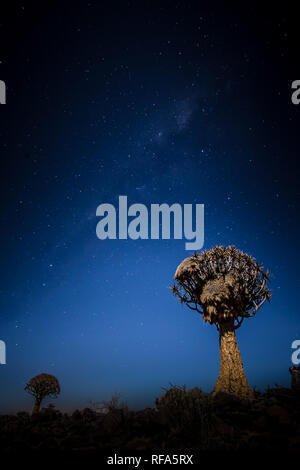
172;246;271;327
24;373;60;400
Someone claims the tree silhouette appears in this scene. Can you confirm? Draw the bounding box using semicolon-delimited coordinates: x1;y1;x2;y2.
172;246;271;397
25;373;60;414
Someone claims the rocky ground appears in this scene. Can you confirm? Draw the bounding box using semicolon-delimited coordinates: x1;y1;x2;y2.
0;386;299;452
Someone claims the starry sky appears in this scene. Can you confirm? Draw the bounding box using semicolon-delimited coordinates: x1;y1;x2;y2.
0;2;299;413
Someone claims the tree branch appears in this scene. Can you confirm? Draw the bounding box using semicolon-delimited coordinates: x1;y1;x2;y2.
234;316;244;329
244;295;267;317
186;302;203;314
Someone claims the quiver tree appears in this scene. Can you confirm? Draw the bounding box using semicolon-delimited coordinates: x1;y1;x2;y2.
24;373;60;414
172;246;271;398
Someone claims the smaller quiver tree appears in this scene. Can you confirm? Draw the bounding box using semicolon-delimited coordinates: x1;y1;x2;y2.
25;373;60;414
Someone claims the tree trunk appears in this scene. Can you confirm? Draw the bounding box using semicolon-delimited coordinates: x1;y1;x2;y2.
32;397;41;415
214;320;253;398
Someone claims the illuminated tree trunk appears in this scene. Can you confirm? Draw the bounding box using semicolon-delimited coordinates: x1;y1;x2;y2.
32;397;41;415
214;320;253;398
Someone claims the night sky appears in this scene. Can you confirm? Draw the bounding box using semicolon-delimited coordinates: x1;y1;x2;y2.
0;2;299;413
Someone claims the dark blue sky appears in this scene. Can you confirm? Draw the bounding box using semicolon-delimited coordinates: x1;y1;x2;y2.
0;2;299;412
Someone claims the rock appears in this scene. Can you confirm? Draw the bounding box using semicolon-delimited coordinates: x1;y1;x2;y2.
266;405;291;425
290;366;300;391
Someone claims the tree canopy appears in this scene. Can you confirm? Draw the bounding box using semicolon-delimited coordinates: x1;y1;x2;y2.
25;373;60;401
172;245;271;328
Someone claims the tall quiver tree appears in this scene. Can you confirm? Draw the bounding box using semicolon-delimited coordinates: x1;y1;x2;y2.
25;373;60;414
172;246;271;398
